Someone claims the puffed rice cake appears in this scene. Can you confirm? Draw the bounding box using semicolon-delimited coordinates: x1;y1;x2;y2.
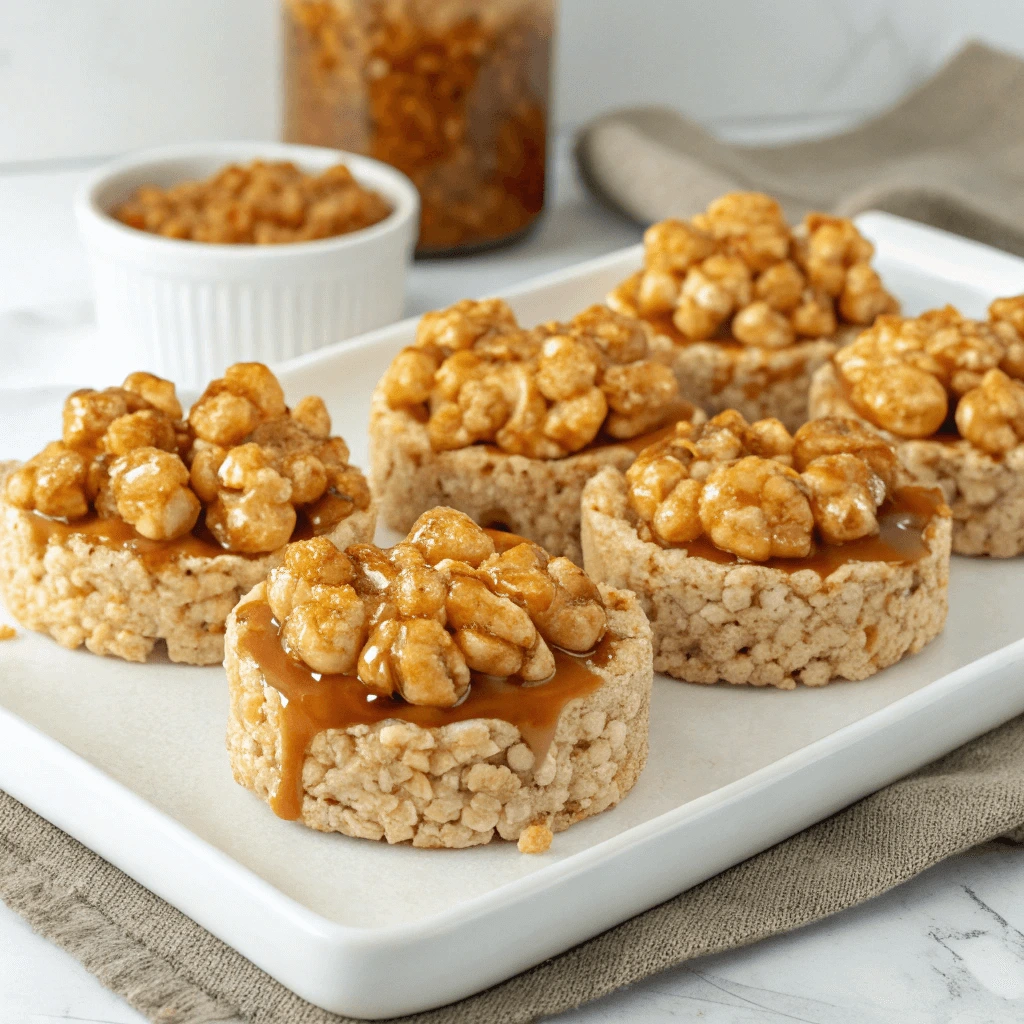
0;460;375;665
810;364;1024;558
579;467;952;690
369;389;701;565
225;579;652;849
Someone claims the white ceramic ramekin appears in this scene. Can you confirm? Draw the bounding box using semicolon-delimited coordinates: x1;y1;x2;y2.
75;141;419;387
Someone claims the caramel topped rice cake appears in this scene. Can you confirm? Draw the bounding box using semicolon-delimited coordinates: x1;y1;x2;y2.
369;297;699;564
580;412;951;689
809;297;1024;556
607;192;899;431
0;363;375;664
225;507;652;851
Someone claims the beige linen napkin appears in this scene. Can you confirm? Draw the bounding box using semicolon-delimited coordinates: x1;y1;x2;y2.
576;41;1024;254
6;38;1024;1024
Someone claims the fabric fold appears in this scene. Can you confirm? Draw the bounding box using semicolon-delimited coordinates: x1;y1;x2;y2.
575;42;1024;255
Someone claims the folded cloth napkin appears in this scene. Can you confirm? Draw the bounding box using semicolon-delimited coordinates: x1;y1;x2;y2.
6;38;1024;1024
576;41;1024;255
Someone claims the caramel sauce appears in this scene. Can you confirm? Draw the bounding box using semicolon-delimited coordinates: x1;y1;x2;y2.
25;512;233;570
292;499;356;541
657;486;946;576
24;495;358;567
484;527;534;552
583;419;688;455
235;600;615;821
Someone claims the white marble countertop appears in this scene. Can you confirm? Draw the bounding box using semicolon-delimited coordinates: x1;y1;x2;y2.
2;142;1024;1024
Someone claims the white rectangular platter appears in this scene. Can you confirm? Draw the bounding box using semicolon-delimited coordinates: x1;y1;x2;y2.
2;213;1024;1019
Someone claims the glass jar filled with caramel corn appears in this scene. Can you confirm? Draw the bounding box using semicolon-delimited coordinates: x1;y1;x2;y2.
282;0;554;255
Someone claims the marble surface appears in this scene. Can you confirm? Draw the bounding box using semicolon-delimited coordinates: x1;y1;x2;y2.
2;142;1024;1023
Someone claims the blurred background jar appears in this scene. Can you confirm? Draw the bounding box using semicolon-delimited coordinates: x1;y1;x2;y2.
282;0;555;256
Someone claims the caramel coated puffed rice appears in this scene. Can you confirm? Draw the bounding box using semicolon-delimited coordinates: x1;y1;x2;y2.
379;298;685;457
809;296;1024;556
6;363;369;553
0;364;376;663
616;196;898;346
607;193;899;431
581;415;951;689
226;507;653;850
114;160;390;244
268;507;607;707
832;300;1024;450
369;299;699;562
625;412;897;559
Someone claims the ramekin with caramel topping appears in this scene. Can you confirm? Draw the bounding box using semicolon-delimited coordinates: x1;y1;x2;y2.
113;159;391;245
75;142;419;387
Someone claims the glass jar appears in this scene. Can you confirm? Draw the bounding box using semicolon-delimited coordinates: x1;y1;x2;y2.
283;0;554;255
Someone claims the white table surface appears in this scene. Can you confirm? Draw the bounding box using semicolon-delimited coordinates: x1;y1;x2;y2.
2;141;1024;1024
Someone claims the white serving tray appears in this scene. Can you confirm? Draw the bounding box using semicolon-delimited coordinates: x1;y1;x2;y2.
2;213;1024;1019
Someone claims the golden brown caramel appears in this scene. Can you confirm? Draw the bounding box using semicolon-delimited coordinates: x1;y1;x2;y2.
484;527;534;552
837;367;968;446
24;512;232;570
236;599;615;820
292;499;359;541
656;486;947;575
283;0;552;254
23;506;352;569
584;416;693;455
616;273;745;352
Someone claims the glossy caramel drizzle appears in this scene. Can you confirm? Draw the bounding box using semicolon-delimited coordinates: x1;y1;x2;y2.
484;527;534;552
235;600;616;821
658;486;947;576
583;418;688;455
23;507;348;569
25;512;233;570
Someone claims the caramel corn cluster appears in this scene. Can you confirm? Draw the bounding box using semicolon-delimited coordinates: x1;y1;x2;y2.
835;297;1024;454
626;413;900;559
379;298;686;458
609;193;898;347
6;363;369;553
267;507;607;706
114;160;390;244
